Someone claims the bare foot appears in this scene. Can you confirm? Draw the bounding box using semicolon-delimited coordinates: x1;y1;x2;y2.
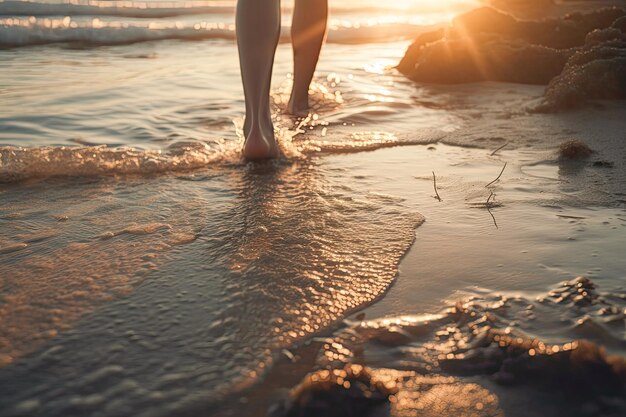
287;96;310;118
242;129;279;160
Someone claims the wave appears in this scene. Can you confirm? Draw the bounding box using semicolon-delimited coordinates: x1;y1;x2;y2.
0;0;236;18
0;0;455;19
0;129;445;183
0;142;231;182
0;17;238;46
0;17;425;47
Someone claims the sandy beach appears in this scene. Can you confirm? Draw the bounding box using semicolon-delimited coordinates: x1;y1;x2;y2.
1;1;625;416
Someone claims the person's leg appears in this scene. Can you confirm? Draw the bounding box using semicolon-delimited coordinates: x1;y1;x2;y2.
288;0;328;116
237;0;281;160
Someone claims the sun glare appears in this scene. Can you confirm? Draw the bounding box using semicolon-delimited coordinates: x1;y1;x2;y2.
348;0;479;11
324;0;479;26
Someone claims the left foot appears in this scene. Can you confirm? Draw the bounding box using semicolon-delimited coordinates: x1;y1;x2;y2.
242;125;279;160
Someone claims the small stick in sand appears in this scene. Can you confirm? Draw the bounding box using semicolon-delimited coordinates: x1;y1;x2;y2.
490;142;509;156
488;207;499;229
486;162;507;188
432;171;442;202
486;192;498;229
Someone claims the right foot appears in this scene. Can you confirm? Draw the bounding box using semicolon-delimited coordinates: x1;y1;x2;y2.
287;96;310;118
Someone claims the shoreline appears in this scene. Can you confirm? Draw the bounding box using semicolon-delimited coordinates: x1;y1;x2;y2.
213;94;626;416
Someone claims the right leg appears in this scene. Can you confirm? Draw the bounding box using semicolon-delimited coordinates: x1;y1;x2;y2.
288;0;328;116
237;0;281;160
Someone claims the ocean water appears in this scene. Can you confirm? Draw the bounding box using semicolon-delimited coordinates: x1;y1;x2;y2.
1;1;626;416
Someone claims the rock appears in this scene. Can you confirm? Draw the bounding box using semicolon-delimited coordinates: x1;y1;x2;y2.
273;364;397;417
398;6;626;110
558;140;593;159
539;28;626;111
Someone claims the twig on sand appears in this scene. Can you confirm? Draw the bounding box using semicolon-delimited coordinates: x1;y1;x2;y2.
490;142;509;156
432;171;442;202
469;192;502;209
487;207;499;229
486;192;499;229
469;192;500;229
486;162;507;188
472;191;502;229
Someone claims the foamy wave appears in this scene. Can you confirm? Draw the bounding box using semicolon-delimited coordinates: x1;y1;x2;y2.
0;0;235;18
0;17;424;47
0;0;435;19
0;141;236;182
0;130;446;182
296;131;443;154
0;17;237;46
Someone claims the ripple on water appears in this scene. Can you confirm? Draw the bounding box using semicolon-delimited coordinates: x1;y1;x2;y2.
0;159;423;417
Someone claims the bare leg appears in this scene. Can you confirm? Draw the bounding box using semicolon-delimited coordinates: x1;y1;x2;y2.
288;0;328;116
237;0;281;160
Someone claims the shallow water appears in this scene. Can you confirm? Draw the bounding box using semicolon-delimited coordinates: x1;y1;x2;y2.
0;159;426;416
1;1;626;416
0;0;471;151
213;143;626;417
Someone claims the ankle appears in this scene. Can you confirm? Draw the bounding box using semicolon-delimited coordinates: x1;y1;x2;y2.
244;114;274;137
288;93;309;115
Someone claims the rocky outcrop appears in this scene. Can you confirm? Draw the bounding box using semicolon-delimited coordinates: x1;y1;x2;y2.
398;7;626;110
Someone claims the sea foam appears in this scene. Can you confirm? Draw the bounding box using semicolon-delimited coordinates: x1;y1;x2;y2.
0;0;235;18
0;142;229;182
0;16;424;47
0;126;444;182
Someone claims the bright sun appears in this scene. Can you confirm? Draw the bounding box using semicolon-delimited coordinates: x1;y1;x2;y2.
329;0;480;15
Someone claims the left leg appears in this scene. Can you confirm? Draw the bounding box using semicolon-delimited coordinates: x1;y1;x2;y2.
236;0;282;160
